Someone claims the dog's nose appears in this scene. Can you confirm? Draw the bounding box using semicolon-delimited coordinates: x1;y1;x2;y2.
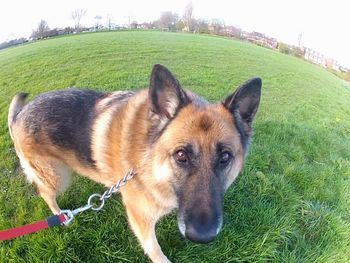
184;211;222;244
185;222;217;244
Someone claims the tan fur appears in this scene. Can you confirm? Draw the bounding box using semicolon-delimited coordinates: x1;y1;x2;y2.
8;93;28;139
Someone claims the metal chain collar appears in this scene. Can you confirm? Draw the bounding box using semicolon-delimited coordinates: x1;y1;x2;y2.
60;169;135;225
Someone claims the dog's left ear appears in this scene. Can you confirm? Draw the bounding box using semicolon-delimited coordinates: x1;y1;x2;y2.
149;64;189;119
223;77;262;136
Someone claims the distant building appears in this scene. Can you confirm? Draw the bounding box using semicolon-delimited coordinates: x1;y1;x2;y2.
243;31;278;49
303;47;326;66
221;26;242;38
339;66;350;73
325;58;340;71
303;47;341;71
140;22;153;29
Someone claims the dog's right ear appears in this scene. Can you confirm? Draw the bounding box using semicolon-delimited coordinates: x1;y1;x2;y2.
149;64;190;119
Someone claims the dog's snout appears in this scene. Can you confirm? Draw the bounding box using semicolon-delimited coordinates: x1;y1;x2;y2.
184;211;222;244
185;223;217;244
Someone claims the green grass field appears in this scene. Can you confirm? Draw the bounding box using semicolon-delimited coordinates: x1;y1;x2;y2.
1;31;350;262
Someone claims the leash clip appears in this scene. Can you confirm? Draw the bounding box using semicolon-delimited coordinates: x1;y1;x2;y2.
60;210;74;225
59;169;136;225
60;204;93;225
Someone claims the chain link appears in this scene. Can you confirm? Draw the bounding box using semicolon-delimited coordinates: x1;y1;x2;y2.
60;169;135;225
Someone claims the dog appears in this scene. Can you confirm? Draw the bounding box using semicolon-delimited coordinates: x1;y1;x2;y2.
8;64;261;263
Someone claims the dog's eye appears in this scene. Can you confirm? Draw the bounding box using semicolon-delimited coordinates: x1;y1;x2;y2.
175;149;188;164
219;151;232;165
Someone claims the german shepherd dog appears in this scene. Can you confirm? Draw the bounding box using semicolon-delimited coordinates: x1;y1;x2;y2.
8;64;261;263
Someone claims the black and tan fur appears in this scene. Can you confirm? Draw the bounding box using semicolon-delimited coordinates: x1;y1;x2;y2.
8;64;261;263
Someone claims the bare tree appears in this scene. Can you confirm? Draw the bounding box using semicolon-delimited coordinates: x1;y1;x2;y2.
194;19;209;34
156;11;179;31
183;2;194;32
31;20;50;40
210;19;225;35
106;15;113;30
72;9;86;32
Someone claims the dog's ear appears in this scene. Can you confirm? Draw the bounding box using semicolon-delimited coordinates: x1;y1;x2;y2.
223;77;261;136
149;64;189;119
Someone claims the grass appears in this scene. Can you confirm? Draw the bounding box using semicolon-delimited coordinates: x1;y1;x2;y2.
1;31;350;262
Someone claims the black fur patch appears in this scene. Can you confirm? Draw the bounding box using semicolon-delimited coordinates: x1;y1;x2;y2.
105;91;135;108
23;88;106;166
18;92;29;100
233;110;250;151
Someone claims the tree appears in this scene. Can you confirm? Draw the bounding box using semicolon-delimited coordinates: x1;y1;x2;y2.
31;20;50;40
194;19;209;34
94;16;102;31
72;9;86;32
64;27;75;34
106;15;113;30
130;21;138;29
290;46;304;58
278;42;290;54
210;19;225;35
157;12;179;31
0;38;27;50
176;20;185;31
183;2;194;32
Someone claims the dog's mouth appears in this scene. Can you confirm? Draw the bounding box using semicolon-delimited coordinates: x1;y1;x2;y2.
177;212;223;244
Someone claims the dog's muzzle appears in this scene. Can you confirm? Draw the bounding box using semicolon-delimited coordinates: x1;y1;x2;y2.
177;212;223;244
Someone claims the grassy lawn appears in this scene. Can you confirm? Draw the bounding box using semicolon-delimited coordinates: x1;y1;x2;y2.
1;31;350;262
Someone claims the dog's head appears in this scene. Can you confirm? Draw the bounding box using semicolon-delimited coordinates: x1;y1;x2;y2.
148;64;261;244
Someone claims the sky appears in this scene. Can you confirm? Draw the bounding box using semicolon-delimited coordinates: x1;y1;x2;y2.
1;0;349;68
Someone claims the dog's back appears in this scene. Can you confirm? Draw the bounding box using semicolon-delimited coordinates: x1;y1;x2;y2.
20;89;106;165
8;88;136;214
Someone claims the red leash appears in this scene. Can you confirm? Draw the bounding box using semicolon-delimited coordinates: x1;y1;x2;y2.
0;214;66;241
0;170;135;241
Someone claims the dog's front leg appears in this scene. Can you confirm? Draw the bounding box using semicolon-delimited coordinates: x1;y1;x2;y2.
125;205;171;263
